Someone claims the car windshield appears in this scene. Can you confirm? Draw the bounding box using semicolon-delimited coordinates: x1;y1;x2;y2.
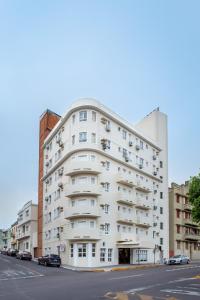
173;255;181;258
50;254;59;258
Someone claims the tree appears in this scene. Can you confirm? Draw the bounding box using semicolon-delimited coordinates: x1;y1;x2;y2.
188;173;200;224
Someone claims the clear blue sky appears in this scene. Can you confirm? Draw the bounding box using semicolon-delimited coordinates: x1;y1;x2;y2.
0;0;199;228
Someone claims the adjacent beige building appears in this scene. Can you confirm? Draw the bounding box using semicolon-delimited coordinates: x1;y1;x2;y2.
169;182;200;259
10;221;18;250
16;201;38;257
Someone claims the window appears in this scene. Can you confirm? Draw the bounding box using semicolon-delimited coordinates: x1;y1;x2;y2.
102;182;110;192
79;111;87;121
160;238;163;245
79;132;87;142
176;241;181;249
105;223;110;234
92;243;96;257
104;204;109;214
72;114;75;124
136;250;147;262
140;140;144;149
185;242;189;250
176;195;180;203
25;210;29;217
90;221;95;228
177;225;181;234
78;243;87;257
91;133;96;143
72;135;75;145
70;244;73;257
160;222;163;230
160;207;163;214
26;242;29;250
160;192;163;199
92;111;96;121
176;209;181;218
160;161;163;168
91;177;96;184
108;249;113;262
122;130;127;140
100;248;106;262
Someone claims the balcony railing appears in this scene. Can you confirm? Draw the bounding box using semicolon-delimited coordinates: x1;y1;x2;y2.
117;213;134;225
184;233;200;240
135;182;151;193
116;172;136;188
67;227;100;240
116;192;135;206
135;199;151;210
135;217;151;228
65;160;101;176
64;206;100;219
65;184;101;198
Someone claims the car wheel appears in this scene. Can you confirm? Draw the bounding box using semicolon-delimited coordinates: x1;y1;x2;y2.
38;261;40;265
57;265;60;268
180;260;182;264
187;260;189;264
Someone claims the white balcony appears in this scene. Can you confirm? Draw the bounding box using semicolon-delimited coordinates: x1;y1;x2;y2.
116;192;135;206
65;160;101;176
64;206;100;219
135;182;151;193
65;184;101;198
135;217;151;228
116;172;136;188
117;213;134;225
67;227;100;240
117;232;136;242
135;199;151;210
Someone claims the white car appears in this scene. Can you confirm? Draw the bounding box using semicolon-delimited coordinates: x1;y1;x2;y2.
168;255;190;265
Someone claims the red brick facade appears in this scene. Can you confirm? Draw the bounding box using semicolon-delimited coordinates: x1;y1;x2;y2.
37;110;60;257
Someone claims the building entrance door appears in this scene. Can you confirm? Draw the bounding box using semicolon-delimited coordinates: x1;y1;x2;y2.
118;248;130;264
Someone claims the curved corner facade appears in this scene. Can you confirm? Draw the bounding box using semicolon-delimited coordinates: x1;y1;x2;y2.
40;99;169;267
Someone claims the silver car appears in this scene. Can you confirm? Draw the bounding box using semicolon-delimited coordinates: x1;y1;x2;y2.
168;255;190;265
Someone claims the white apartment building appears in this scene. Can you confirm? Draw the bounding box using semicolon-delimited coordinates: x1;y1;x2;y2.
16;201;38;257
42;98;168;267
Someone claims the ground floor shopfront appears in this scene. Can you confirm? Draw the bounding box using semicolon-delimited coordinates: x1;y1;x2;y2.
45;240;162;267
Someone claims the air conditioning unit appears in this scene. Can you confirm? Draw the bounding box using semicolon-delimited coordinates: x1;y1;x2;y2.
153;155;156;160
129;141;133;147
102;143;107;150
59;207;64;212
58;168;64;176
45;196;49;202
105;123;111;132
45;161;49;167
58;182;63;189
56;233;60;238
160;176;163;180
139;164;143;169
135;145;140;151
58;139;64;147
153;171;157;176
153;222;157;227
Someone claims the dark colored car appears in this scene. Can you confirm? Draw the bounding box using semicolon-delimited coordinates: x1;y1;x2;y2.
7;249;18;256
16;251;32;261
38;254;61;267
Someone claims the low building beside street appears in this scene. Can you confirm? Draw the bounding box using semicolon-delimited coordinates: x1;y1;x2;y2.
0;228;11;250
10;221;18;250
16;201;38;257
169;182;200;259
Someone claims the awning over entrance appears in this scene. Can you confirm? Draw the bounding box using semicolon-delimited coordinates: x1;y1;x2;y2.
117;240;154;249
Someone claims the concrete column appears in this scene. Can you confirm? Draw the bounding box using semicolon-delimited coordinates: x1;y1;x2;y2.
74;243;78;266
87;243;92;267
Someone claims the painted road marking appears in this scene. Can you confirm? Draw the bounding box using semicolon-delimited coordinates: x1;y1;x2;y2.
161;289;200;296
124;277;196;294
108;274;144;280
0;274;44;281
166;265;200;272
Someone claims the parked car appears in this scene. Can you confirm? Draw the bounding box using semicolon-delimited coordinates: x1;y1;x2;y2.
1;249;8;255
7;249;18;257
38;254;61;267
168;255;190;265
16;251;32;261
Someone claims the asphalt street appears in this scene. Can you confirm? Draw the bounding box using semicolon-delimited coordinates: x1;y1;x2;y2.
0;254;200;300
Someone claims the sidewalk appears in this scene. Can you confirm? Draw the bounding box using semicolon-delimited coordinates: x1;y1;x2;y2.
61;263;163;272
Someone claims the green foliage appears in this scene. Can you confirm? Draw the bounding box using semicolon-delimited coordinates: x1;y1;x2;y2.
189;173;200;224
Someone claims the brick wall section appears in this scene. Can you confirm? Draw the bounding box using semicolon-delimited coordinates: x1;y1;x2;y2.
37;110;60;257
